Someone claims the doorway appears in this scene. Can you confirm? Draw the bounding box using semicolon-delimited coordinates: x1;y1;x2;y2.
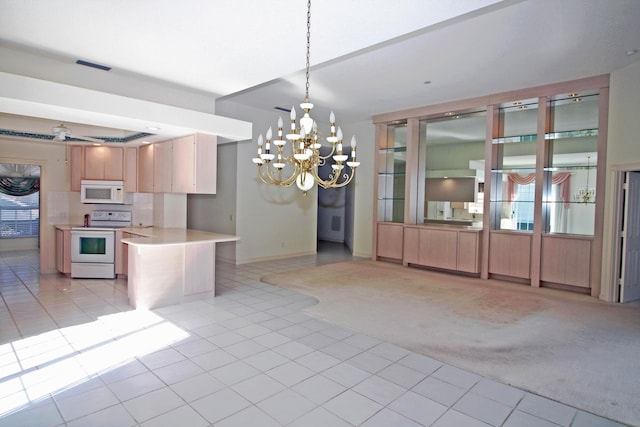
610;168;640;303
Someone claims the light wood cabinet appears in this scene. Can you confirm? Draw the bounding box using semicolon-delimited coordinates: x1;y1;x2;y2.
70;145;128;190
124;147;138;192
541;235;591;288
403;225;481;274
376;223;404;260
489;232;531;279
172;133;217;194
153;140;172;193
84;146;124;180
55;228;71;274
70;146;84;191
138;144;154;193
137;134;218;194
419;228;458;270
458;231;482;273
403;227;420;265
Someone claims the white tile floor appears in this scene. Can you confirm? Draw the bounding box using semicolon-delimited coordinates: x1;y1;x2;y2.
0;246;630;426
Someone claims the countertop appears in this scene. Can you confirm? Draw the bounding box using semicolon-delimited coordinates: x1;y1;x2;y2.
120;227;239;247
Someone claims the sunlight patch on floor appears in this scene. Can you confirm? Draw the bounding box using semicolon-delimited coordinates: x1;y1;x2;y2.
0;309;189;416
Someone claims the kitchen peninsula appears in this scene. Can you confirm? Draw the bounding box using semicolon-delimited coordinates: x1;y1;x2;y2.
121;227;239;309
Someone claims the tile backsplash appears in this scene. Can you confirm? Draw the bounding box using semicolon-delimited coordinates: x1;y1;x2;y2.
47;191;153;226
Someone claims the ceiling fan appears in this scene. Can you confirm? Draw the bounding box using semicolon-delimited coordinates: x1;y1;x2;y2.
52;123;104;143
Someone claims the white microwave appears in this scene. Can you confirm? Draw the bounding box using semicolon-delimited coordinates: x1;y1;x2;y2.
80;180;132;204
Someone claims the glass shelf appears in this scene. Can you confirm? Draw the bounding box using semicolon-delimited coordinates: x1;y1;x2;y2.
545;128;598;140
492;134;537;144
378;146;407;153
491;168;537;173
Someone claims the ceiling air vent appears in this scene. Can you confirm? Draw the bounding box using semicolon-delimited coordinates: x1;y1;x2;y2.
75;59;111;71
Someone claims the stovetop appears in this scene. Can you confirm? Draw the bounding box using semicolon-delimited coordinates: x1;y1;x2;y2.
76;210;133;230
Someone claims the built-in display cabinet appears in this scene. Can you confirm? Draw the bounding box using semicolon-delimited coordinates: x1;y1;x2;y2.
373;75;609;297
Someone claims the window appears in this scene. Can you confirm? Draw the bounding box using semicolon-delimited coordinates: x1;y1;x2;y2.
0;192;40;238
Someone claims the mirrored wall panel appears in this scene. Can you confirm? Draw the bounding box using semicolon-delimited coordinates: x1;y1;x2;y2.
418;111;486;226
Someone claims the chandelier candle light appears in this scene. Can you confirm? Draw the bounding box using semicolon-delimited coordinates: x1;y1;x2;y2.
251;0;360;193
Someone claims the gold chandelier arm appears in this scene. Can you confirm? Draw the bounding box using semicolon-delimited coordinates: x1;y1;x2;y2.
257;159;303;188
308;163;357;189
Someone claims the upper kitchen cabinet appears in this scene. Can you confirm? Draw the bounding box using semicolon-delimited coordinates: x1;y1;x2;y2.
153;140;173;193
172;133;217;194
124;147;138;193
70;145;128;190
84;146;124;180
137;133;217;194
138;143;154;193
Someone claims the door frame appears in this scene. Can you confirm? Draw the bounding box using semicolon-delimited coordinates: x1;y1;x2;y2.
604;162;640;302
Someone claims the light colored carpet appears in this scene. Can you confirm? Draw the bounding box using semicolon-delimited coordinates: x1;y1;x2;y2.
261;259;640;426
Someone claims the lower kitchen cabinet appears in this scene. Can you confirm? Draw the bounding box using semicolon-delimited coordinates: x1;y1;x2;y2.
55;227;71;274
115;231;128;276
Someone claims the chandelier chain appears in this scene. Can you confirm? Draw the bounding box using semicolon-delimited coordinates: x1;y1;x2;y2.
305;0;311;103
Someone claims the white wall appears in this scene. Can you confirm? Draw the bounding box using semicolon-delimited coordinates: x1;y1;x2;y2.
601;58;640;300
347;120;376;258
216;100;318;264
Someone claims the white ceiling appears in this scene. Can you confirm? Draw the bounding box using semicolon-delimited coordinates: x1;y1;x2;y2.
0;0;639;144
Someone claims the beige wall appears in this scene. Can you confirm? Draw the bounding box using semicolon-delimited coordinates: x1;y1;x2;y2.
601;59;640;300
187;142;238;262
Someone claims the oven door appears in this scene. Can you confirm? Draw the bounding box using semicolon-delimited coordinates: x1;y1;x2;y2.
71;230;115;263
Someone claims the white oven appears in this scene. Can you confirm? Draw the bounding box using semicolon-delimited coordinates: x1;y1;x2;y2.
71;228;116;278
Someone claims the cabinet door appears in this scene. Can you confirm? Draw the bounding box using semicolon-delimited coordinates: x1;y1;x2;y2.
153;141;172;193
489;232;531;278
115;231;131;276
172;135;195;193
194;134;217;194
419;228;457;270
55;229;64;272
403;227;420;265
376;223;404;260
84;146;105;179
55;228;71;273
138;144;154;193
104;147;124;180
541;236;591;287
124;147;138;192
458;231;480;273
70;146;84;191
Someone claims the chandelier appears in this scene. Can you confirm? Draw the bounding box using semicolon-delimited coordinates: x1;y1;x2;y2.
574;155;595;203
251;0;360;193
